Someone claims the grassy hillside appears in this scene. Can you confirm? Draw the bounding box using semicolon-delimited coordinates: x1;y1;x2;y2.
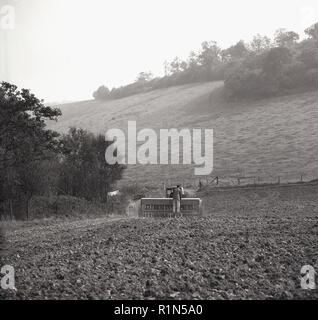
49;82;318;189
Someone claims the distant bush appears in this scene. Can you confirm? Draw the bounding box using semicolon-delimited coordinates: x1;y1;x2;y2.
93;41;241;100
93;85;110;100
224;31;318;101
27;196;110;220
59;128;125;202
0;82;125;221
93;22;318;102
225;68;277;99
298;46;318;68
304;68;318;87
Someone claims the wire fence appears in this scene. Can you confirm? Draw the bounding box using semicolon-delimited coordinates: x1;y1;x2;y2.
164;172;314;190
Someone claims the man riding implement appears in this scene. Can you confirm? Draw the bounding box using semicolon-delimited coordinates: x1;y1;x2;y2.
172;185;183;217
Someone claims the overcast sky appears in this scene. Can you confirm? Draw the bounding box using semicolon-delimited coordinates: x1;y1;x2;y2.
1;0;318;102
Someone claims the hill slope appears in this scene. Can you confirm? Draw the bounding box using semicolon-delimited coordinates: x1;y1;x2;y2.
49;82;318;188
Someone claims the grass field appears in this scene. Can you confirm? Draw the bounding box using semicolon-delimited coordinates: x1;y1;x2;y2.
2;182;318;300
48;82;318;189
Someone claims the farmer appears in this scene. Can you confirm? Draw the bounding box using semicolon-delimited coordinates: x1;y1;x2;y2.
172;185;183;217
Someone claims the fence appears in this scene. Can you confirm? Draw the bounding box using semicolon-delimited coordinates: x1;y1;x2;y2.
164;173;312;190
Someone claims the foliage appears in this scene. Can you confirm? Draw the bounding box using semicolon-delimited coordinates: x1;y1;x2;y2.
92;22;318;101
0;82;61;219
0;82;61;170
93;85;110;100
249;34;272;54
59;128;124;202
0;83;125;220
224;24;318;100
274;29;299;47
221;41;249;61
305;22;318;41
136;71;153;82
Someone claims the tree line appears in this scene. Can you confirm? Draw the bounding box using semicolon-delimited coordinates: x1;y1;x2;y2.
0;83;124;220
93;23;318;101
224;24;318;100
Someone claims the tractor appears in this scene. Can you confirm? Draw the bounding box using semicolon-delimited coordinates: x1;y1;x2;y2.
139;186;203;218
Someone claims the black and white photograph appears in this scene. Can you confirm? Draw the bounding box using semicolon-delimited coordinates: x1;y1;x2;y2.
1;0;318;305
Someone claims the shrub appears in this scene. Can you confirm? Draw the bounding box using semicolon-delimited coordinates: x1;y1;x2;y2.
224;37;318;101
304;68;318;87
93;85;110;100
224;68;277;99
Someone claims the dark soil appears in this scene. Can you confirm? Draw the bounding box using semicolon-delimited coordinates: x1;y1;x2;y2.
1;183;318;300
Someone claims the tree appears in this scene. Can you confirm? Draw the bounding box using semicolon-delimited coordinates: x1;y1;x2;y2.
15;159;56;220
262;47;292;78
187;51;199;69
136;71;153;82
305;23;318;44
0;82;61;172
169;57;187;74
198;41;221;66
93;85;110;100
0;82;61;219
298;46;318;68
59;128;124;202
274;29;299;47
250;34;272;54
222;40;249;61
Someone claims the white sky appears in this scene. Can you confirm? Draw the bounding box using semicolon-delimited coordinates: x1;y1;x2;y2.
1;0;318;102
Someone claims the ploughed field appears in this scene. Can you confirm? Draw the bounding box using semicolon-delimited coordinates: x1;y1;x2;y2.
1;183;318;300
